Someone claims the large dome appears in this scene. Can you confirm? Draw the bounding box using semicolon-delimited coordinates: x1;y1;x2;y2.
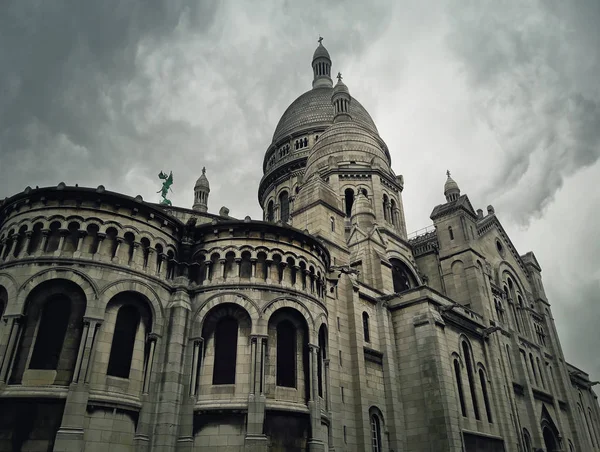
271;87;378;145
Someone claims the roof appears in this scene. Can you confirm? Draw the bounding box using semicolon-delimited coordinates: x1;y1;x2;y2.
271;87;378;145
430;194;477;221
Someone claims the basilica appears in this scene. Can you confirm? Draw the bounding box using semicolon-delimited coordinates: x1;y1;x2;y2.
0;40;599;452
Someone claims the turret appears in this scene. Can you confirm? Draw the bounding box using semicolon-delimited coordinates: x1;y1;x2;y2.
332;73;351;123
444;170;460;202
193;167;210;212
312;37;333;89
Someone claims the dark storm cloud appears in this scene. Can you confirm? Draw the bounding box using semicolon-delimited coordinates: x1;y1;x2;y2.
446;0;600;225
0;0;219;195
0;0;393;217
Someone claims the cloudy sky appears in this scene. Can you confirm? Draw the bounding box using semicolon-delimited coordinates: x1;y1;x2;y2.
1;1;599;379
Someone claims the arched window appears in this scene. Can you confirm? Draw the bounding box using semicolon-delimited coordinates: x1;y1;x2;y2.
107;305;141;378
277;320;297;387
318;325;327;398
449;226;454;240
213;316;238;384
362;312;370;343
267;200;274;222
536;357;546;388
304;137;308;147
345;188;355;217
240;251;252;278
523;428;533;452
382;194;389;221
28;223;44;254
479;369;493;423
370;414;382;452
506;344;514;377
390;199;397;226
462;341;480;420
279;191;290;223
529;353;539;385
454;359;467;417
29;297;71;370
330;217;335;232
46;222;61;253
391;259;414;293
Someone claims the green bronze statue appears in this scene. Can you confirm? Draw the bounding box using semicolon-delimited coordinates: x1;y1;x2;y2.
157;171;174;206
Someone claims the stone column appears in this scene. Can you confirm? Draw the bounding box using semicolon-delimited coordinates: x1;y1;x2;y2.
219;258;226;279
265;259;273;283
204;260;212;282
53;318;103;452
143;334;158;394
280;262;289;286
130;242;140;267
0;315;22;384
235;258;242;277
6;235;18;260
246;335;268;451
56;229;68;255
38;229;50;255
74;230;85;254
251;258;258;279
20;232;32;258
293;266;302;290
153;289;190;452
308;344;325;452
94;232;106;259
324;359;331;411
146;248;155;273
177;336;202;452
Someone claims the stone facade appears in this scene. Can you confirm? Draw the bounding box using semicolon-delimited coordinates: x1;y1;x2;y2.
0;41;599;452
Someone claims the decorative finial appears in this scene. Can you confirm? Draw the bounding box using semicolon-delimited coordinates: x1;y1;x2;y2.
337;72;343;82
202;166;206;175
318;36;323;44
446;169;451;177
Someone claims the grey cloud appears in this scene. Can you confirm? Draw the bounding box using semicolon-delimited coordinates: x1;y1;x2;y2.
446;0;600;225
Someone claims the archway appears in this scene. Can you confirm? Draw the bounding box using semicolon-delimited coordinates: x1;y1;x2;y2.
543;426;558;452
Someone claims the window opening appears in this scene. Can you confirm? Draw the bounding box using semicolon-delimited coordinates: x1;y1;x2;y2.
277;320;296;387
213;316;238;384
29;297;71;370
462;341;480;420
454;359;467;417
107;305;140;378
362;312;370;342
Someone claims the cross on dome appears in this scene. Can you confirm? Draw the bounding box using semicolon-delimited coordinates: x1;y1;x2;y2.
337;72;343;82
202;167;206;175
446;169;451;177
318;36;323;44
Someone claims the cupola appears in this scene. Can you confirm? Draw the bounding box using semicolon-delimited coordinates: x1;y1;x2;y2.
444;170;461;202
312;37;333;89
193;167;210;212
332;72;351;123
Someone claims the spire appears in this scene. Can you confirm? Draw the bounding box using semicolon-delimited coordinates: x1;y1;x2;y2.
312;37;333;89
444;170;460;202
332;72;351;123
193;167;210;212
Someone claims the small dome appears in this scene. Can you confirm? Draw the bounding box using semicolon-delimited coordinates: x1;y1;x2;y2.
195;167;210;190
333;77;349;96
313;42;330;61
444;171;460;201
